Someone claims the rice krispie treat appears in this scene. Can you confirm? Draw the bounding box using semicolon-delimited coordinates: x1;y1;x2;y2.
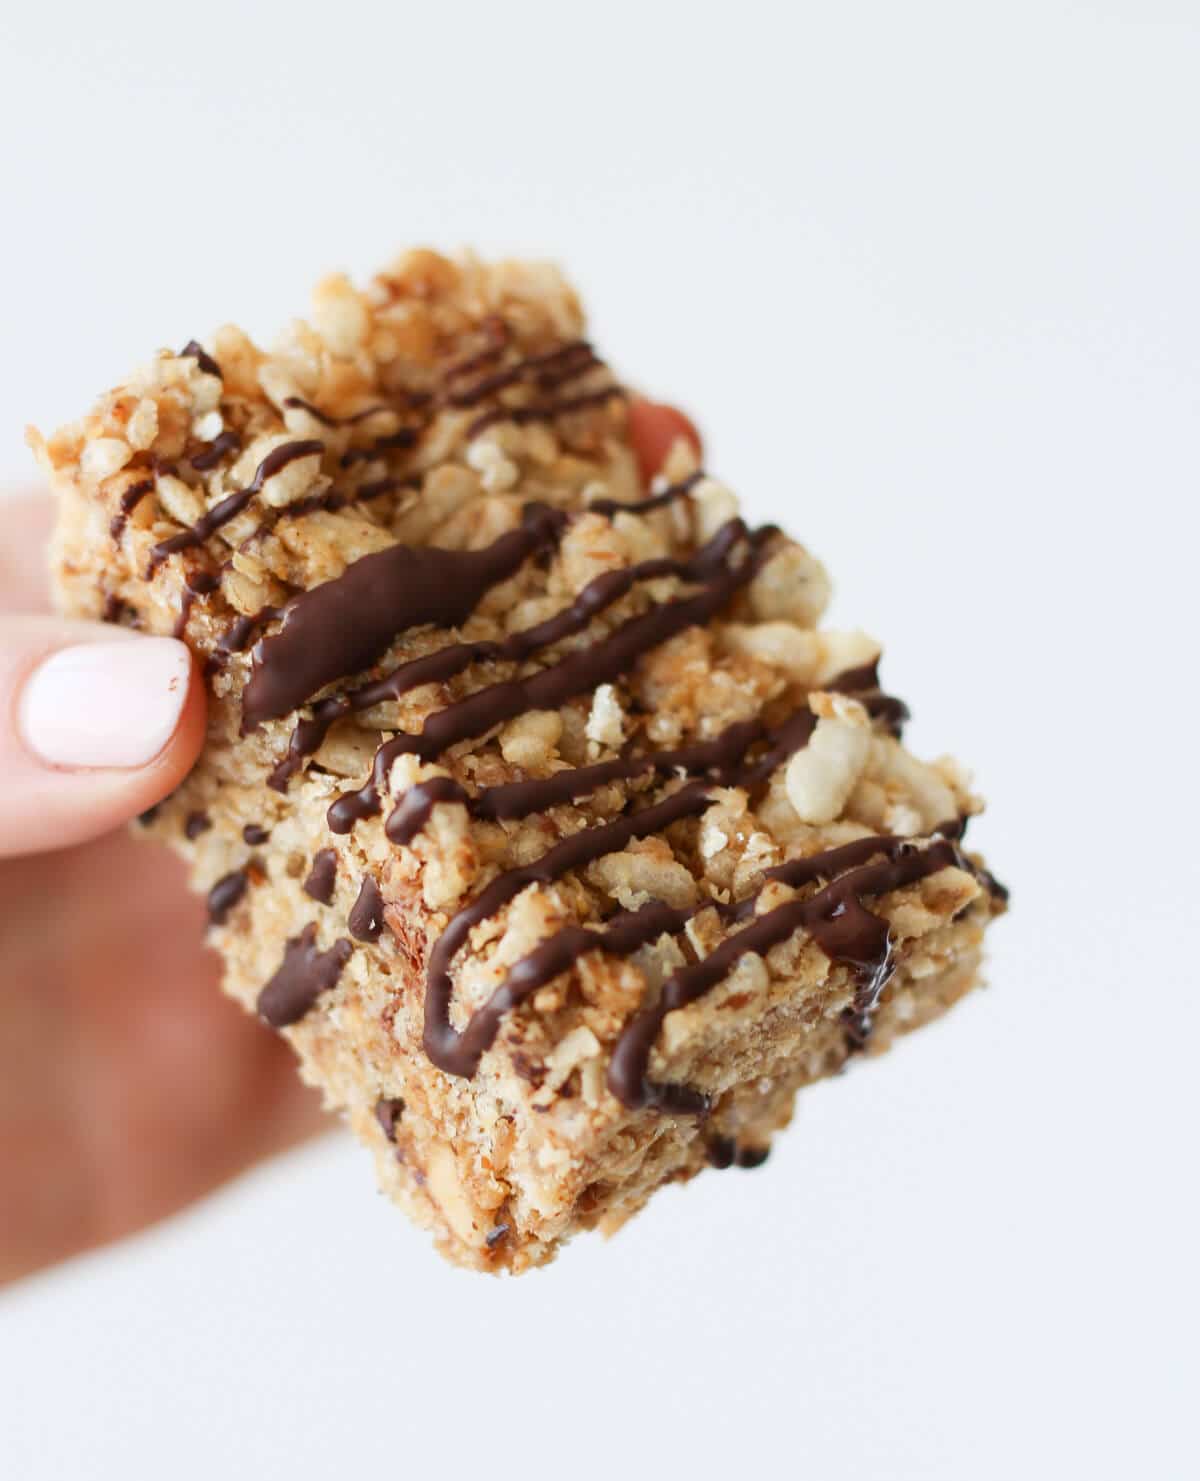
32;249;1006;1272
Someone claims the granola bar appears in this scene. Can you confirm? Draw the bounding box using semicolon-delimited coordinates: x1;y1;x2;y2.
32;249;1006;1272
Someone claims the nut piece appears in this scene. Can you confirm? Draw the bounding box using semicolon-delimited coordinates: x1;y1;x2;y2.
691;476;740;541
312;272;369;357
466;437;520;493
126;399;160;451
499;710;563;769
784;694;871;823
80;438;132;484
721;623;881;686
749;542;832;627
585;683;626;750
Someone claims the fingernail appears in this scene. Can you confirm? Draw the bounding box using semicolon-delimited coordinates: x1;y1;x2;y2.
19;638;192;769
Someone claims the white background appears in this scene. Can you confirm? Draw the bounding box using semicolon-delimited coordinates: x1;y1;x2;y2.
1;3;1196;1477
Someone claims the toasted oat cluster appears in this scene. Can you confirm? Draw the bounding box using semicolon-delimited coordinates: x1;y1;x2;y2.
34;249;1005;1271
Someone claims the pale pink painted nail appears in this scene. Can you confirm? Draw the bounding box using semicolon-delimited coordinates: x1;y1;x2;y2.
19;638;191;769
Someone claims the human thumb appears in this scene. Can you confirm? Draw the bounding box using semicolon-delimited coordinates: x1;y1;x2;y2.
0;617;205;857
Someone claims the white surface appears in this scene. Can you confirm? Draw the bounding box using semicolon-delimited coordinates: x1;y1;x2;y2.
1;3;1196;1478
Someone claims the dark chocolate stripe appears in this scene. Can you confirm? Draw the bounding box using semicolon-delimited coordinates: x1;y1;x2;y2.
466;385;626;440
257;925;352;1028
386;716;772;846
205;606;279;676
429;900;700;1082
207;868;249;925
422;785;716;1075
148;440;324;574
832;660;910;738
228;474;422;568
590;471;705;519
425;825;989;1098
102;594;132;625
348;876;384;941
706;1136;737;1169
174;569;219;638
327;520;774;831
109;479;155;541
303;849;337;905
375;1097;405;1141
282;397;394;428
339;429;419;467
271;518;755;792
383;776;468;845
384;663;881;849
707;1137;770;1170
357;476;410;503
190;430;242;472
445;340;597;407
441;316;509;381
607;836;969;1109
181;339;222;379
243;503;564;733
416;702;822;1080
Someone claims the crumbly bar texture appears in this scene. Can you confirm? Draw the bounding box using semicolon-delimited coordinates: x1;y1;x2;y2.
34;250;1005;1273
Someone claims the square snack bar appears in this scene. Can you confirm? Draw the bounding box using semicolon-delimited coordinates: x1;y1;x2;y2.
35;251;1005;1271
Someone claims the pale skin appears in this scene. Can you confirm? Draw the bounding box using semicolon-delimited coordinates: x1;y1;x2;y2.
0;401;700;1286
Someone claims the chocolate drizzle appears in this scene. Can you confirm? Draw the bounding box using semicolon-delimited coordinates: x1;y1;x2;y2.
441;315;509;381
207;869;249;925
109;479;155;542
242;503;565;733
386;714;783;846
706;1137;770;1170
590;471;704;519
184;810;212;840
181;340;222;379
147;440;324;574
348;876;384;942
466;385;626;440
833;660;910;739
206;607;278;676
385;776;469;845
190;430;241;472
414;700;825;1085
282;397;394;428
257;926;352;1029
421;786;716;1078
174;569;219;638
607;834;972;1110
327;519;776;831
357;476;410;504
445;340;599;407
303;849;337;905
101;594;135;627
423;823;991;1108
339;429;420;467
272;518;761;795
167;330;1003;1103
229;473;421;566
374;1097;405;1141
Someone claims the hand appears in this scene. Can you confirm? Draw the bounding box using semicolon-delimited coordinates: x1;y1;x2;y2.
0;400;700;1286
0;493;327;1287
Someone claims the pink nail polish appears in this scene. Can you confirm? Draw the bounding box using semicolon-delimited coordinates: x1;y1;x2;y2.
19;638;191;769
